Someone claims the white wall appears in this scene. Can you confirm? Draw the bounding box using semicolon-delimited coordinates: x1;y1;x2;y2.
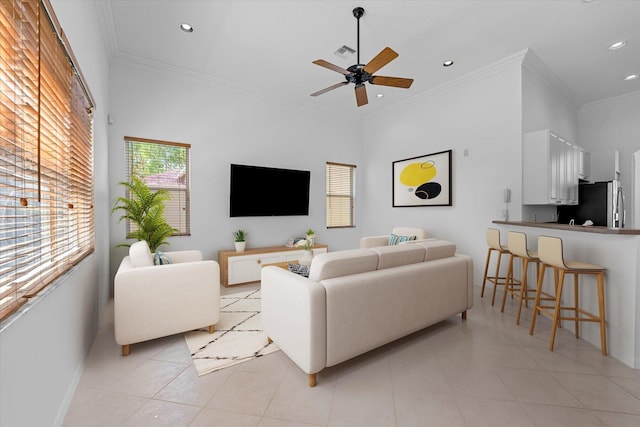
361;54;524;283
107;60;363;282
521;50;580;222
579;91;640;227
0;1;111;426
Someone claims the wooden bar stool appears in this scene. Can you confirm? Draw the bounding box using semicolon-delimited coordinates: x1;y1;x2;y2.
501;231;543;324
481;228;510;306
529;236;607;355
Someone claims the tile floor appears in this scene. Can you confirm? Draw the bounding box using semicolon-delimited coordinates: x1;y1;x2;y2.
63;285;640;426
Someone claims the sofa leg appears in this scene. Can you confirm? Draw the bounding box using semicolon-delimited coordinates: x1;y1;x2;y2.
308;373;317;387
209;324;215;334
122;344;130;356
461;310;467;320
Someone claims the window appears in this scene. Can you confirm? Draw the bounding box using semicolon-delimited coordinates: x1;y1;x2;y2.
0;0;95;321
326;162;356;228
124;137;190;236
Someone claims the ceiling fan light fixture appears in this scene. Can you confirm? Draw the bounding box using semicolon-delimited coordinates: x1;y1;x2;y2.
608;41;627;50
180;23;194;33
624;73;639;81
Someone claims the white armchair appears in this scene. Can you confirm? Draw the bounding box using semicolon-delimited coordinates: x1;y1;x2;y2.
114;241;220;356
360;227;428;249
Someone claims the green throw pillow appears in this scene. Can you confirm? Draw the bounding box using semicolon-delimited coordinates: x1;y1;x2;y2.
388;233;417;245
153;250;172;265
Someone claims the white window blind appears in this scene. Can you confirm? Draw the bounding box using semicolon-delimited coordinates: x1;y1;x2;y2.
326;162;356;228
0;0;95;321
124;137;191;236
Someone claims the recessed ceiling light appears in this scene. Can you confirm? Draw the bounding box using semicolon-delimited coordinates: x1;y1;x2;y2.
376;93;384;98
180;23;194;33
624;74;639;81
608;41;627;50
443;60;454;67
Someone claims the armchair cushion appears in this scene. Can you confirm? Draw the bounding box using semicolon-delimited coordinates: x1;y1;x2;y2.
129;240;153;268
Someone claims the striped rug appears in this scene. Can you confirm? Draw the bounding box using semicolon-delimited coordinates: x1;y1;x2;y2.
184;288;279;376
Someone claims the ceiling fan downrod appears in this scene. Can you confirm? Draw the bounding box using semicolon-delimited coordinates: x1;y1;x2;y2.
353;7;364;66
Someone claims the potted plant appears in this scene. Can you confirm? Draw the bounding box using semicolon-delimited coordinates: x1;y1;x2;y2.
306;228;316;246
296;238;313;265
233;229;247;252
112;176;177;252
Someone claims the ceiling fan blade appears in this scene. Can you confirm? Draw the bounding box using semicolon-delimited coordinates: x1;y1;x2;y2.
312;59;351;76
363;47;398;74
370;76;414;89
355;84;368;107
310;81;348;97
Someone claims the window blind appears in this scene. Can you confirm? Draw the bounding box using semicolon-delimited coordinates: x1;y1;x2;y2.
0;0;95;321
326;162;356;228
124;137;191;236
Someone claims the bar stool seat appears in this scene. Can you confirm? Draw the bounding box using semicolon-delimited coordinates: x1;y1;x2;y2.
501;231;550;324
529;235;607;355
481;228;515;306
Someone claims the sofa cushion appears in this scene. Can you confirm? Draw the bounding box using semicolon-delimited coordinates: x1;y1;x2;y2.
415;239;457;261
388;233;417;245
309;249;379;282
153;250;173;265
129;240;154;268
371;245;426;270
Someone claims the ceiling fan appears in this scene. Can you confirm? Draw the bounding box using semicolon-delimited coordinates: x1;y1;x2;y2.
311;6;414;107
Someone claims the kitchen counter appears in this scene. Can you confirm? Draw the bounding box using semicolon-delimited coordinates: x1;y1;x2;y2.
492;221;640;369
493;221;640;235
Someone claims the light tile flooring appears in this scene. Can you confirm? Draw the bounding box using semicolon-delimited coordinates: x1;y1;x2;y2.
63;285;640;426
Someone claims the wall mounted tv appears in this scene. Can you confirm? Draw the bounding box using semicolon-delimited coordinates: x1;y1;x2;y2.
230;164;311;217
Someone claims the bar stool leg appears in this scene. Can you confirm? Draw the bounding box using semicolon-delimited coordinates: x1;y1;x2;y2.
515;258;529;325
481;247;493;298
573;272;580;339
529;264;546;336
501;254;515;313
549;270;566;351
491;251;503;306
597;272;607;356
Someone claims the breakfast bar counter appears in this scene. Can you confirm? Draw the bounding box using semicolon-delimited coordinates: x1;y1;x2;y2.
492;221;640;369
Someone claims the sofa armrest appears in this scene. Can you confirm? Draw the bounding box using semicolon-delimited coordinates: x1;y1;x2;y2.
114;259;220;345
359;235;389;249
261;266;326;374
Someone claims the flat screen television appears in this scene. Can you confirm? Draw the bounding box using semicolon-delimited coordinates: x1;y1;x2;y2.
230;164;310;217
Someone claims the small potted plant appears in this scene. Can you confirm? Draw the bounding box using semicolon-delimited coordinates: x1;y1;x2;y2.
233;229;247;252
306;228;315;246
296;238;313;265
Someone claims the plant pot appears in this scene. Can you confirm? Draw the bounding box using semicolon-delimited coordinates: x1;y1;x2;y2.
234;241;246;252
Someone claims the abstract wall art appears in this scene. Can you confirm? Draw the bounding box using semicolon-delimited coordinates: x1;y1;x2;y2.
392;150;452;207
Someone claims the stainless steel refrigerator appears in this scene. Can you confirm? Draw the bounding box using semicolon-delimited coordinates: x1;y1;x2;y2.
573;181;625;228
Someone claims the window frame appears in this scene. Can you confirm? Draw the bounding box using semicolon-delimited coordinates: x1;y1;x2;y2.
124;136;191;237
325;161;356;228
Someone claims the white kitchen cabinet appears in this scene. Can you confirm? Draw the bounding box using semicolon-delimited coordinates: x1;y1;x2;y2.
523;129;579;205
578;148;591;181
590;149;620;182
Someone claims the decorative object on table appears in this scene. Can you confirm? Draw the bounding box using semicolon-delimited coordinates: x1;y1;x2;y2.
184;288;279;376
288;263;310;277
233;229;247;252
296;238;314;266
306;228;316;246
392;149;452;207
111;176;178;252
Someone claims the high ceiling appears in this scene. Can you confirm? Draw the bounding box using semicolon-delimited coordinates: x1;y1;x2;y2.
98;0;640;117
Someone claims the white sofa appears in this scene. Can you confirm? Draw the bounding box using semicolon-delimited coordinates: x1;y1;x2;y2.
359;226;428;248
114;241;220;356
261;239;473;386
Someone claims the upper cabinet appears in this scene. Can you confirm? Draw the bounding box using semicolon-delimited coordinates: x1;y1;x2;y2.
589;149;620;182
523;129;580;205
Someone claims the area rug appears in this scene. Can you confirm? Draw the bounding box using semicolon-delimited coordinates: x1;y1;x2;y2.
184;288;279;376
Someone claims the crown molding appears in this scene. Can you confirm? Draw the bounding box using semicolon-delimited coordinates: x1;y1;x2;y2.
522;49;580;110
93;0;118;59
580;88;640;110
367;49;529;118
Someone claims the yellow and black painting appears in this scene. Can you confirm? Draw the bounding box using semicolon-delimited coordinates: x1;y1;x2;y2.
392;150;452;207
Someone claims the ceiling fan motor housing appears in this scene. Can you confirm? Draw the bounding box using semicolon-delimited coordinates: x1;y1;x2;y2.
346;64;371;84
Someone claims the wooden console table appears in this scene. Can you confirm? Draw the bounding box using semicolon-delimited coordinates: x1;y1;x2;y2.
218;244;328;287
